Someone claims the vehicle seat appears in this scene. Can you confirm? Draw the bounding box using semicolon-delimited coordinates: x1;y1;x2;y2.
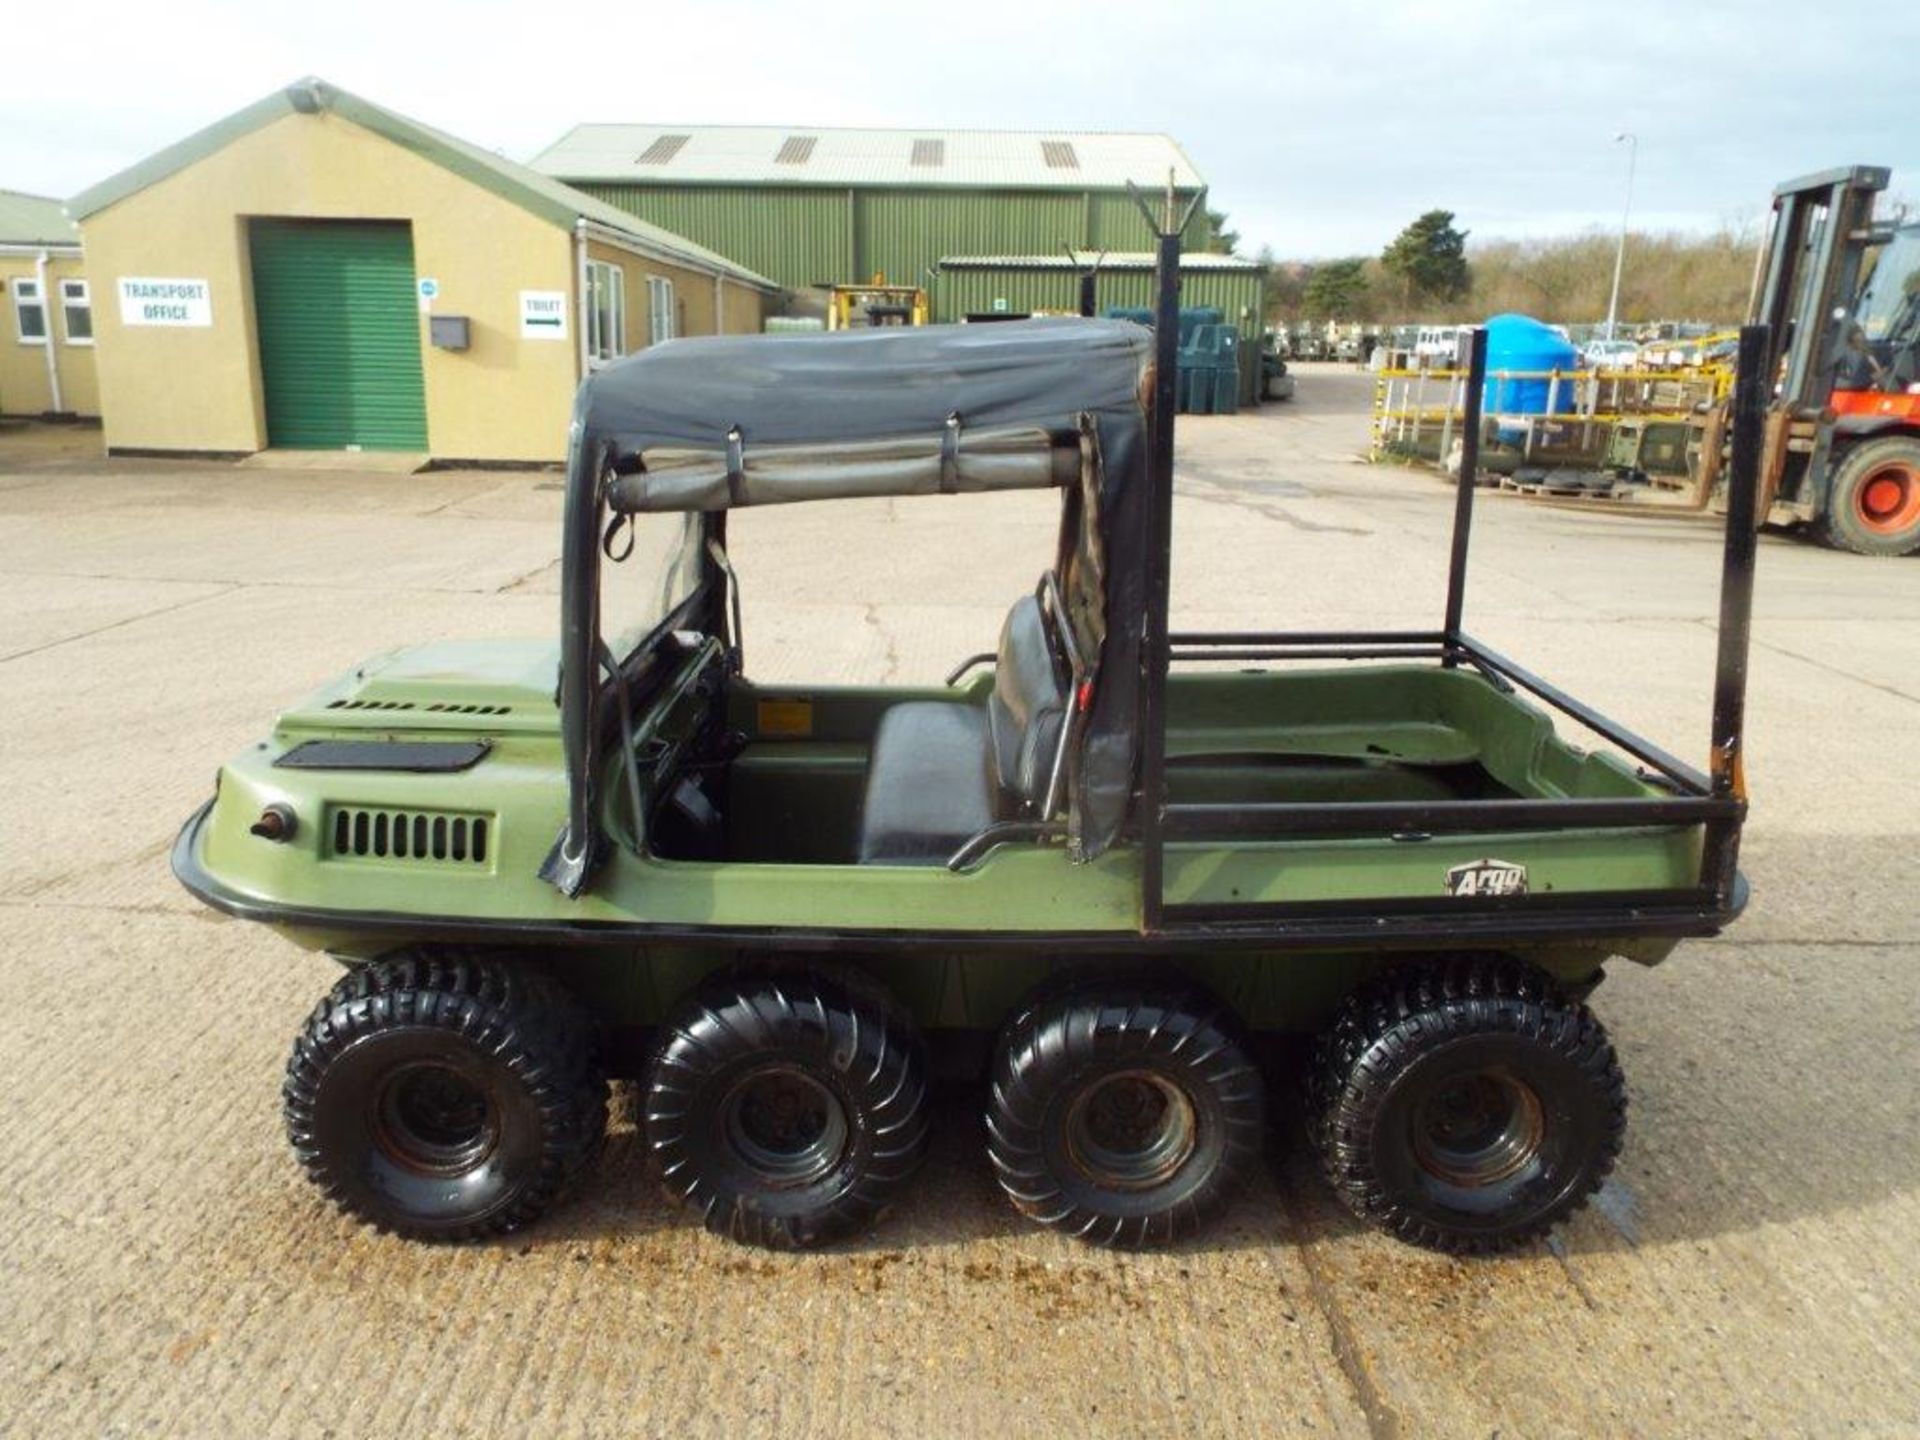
985;593;1068;811
854;704;996;865
856;593;1068;866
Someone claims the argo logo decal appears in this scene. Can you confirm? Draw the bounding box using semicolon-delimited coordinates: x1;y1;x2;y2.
1445;859;1530;898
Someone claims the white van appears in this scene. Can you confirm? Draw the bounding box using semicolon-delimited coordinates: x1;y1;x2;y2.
1413;325;1465;365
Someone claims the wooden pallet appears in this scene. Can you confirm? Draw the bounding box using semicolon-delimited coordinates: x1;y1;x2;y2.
1497;474;1626;501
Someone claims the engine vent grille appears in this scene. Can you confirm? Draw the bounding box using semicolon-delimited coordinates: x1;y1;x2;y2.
328;807;492;865
323;699;512;716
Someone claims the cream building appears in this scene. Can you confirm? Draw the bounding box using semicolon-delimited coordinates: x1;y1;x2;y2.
69;79;778;463
0;189;98;418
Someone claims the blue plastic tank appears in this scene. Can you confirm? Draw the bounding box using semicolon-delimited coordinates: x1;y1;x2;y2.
1482;313;1580;417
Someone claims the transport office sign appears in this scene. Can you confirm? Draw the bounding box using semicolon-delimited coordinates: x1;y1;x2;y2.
118;277;212;327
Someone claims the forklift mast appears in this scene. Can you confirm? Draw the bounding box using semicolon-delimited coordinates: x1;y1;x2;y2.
1712;165;1899;525
1749;165;1892;415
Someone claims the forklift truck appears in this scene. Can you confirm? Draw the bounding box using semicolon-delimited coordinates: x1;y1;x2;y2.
1696;165;1920;555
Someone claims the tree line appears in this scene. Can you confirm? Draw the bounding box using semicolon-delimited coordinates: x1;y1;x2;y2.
1254;209;1762;329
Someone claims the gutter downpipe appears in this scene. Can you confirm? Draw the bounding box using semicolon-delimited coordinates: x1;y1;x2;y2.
573;218;590;381
714;274;725;336
35;250;64;415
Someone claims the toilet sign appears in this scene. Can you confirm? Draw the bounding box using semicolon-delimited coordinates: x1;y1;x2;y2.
519;290;568;340
118;277;212;327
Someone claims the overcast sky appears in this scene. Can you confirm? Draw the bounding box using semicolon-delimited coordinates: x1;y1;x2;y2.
7;0;1914;258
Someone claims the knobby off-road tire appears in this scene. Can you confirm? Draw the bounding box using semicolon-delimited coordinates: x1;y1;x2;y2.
284;953;608;1242
986;985;1266;1248
1821;436;1920;557
644;969;930;1249
1310;956;1626;1255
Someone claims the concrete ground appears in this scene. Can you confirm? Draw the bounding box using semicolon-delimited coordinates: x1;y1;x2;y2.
0;376;1915;1438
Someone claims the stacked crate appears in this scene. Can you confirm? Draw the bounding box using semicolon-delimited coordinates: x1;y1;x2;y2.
1104;306;1241;414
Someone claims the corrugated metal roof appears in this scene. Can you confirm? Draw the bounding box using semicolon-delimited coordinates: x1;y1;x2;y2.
0;188;79;247
941;252;1264;272
531;125;1205;190
66;79;778;290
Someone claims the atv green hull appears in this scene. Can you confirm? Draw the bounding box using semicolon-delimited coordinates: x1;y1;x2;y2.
175;643;1719;1037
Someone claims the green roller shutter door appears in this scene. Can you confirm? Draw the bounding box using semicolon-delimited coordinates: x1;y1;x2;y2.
249;219;427;450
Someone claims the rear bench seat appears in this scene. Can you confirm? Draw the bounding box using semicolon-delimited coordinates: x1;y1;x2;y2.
857;594;1067;865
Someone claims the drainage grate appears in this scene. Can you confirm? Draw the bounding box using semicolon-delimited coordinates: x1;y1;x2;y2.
328;807;491;864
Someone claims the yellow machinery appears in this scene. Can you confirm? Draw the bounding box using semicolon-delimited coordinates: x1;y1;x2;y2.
826;274;929;330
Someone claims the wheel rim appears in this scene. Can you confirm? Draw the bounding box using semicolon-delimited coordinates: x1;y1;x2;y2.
1856;461;1920;537
1409;1068;1546;1190
371;1061;499;1176
719;1065;850;1188
1064;1070;1198;1191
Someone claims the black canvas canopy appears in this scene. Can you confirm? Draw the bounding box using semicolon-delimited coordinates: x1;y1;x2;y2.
547;318;1154;894
570;316;1150;460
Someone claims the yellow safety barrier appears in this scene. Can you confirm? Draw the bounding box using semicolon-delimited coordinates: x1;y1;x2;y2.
1369;364;1727;465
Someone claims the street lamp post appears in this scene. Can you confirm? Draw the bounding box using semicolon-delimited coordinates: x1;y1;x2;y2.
1604;131;1638;342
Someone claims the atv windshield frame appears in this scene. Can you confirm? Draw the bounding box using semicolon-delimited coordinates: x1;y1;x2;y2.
543;318;1154;897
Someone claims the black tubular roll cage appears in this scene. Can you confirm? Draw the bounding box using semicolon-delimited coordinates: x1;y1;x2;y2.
539;192;1760;941
1130;189;1762;934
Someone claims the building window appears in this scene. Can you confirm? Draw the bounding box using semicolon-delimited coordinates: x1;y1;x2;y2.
60;279;92;345
11;278;48;344
585;261;624;366
648;277;676;346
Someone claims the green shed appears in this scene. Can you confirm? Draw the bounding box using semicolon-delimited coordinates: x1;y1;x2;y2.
529;126;1213;304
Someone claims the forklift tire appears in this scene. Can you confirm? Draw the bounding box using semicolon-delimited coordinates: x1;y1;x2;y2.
284;953;608;1242
1309;956;1625;1255
644;969;929;1249
985;985;1265;1247
1822;437;1920;556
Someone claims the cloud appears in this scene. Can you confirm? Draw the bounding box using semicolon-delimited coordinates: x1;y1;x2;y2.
7;0;1914;257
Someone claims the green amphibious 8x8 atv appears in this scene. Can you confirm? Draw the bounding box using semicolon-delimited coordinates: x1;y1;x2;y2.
175;222;1768;1255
